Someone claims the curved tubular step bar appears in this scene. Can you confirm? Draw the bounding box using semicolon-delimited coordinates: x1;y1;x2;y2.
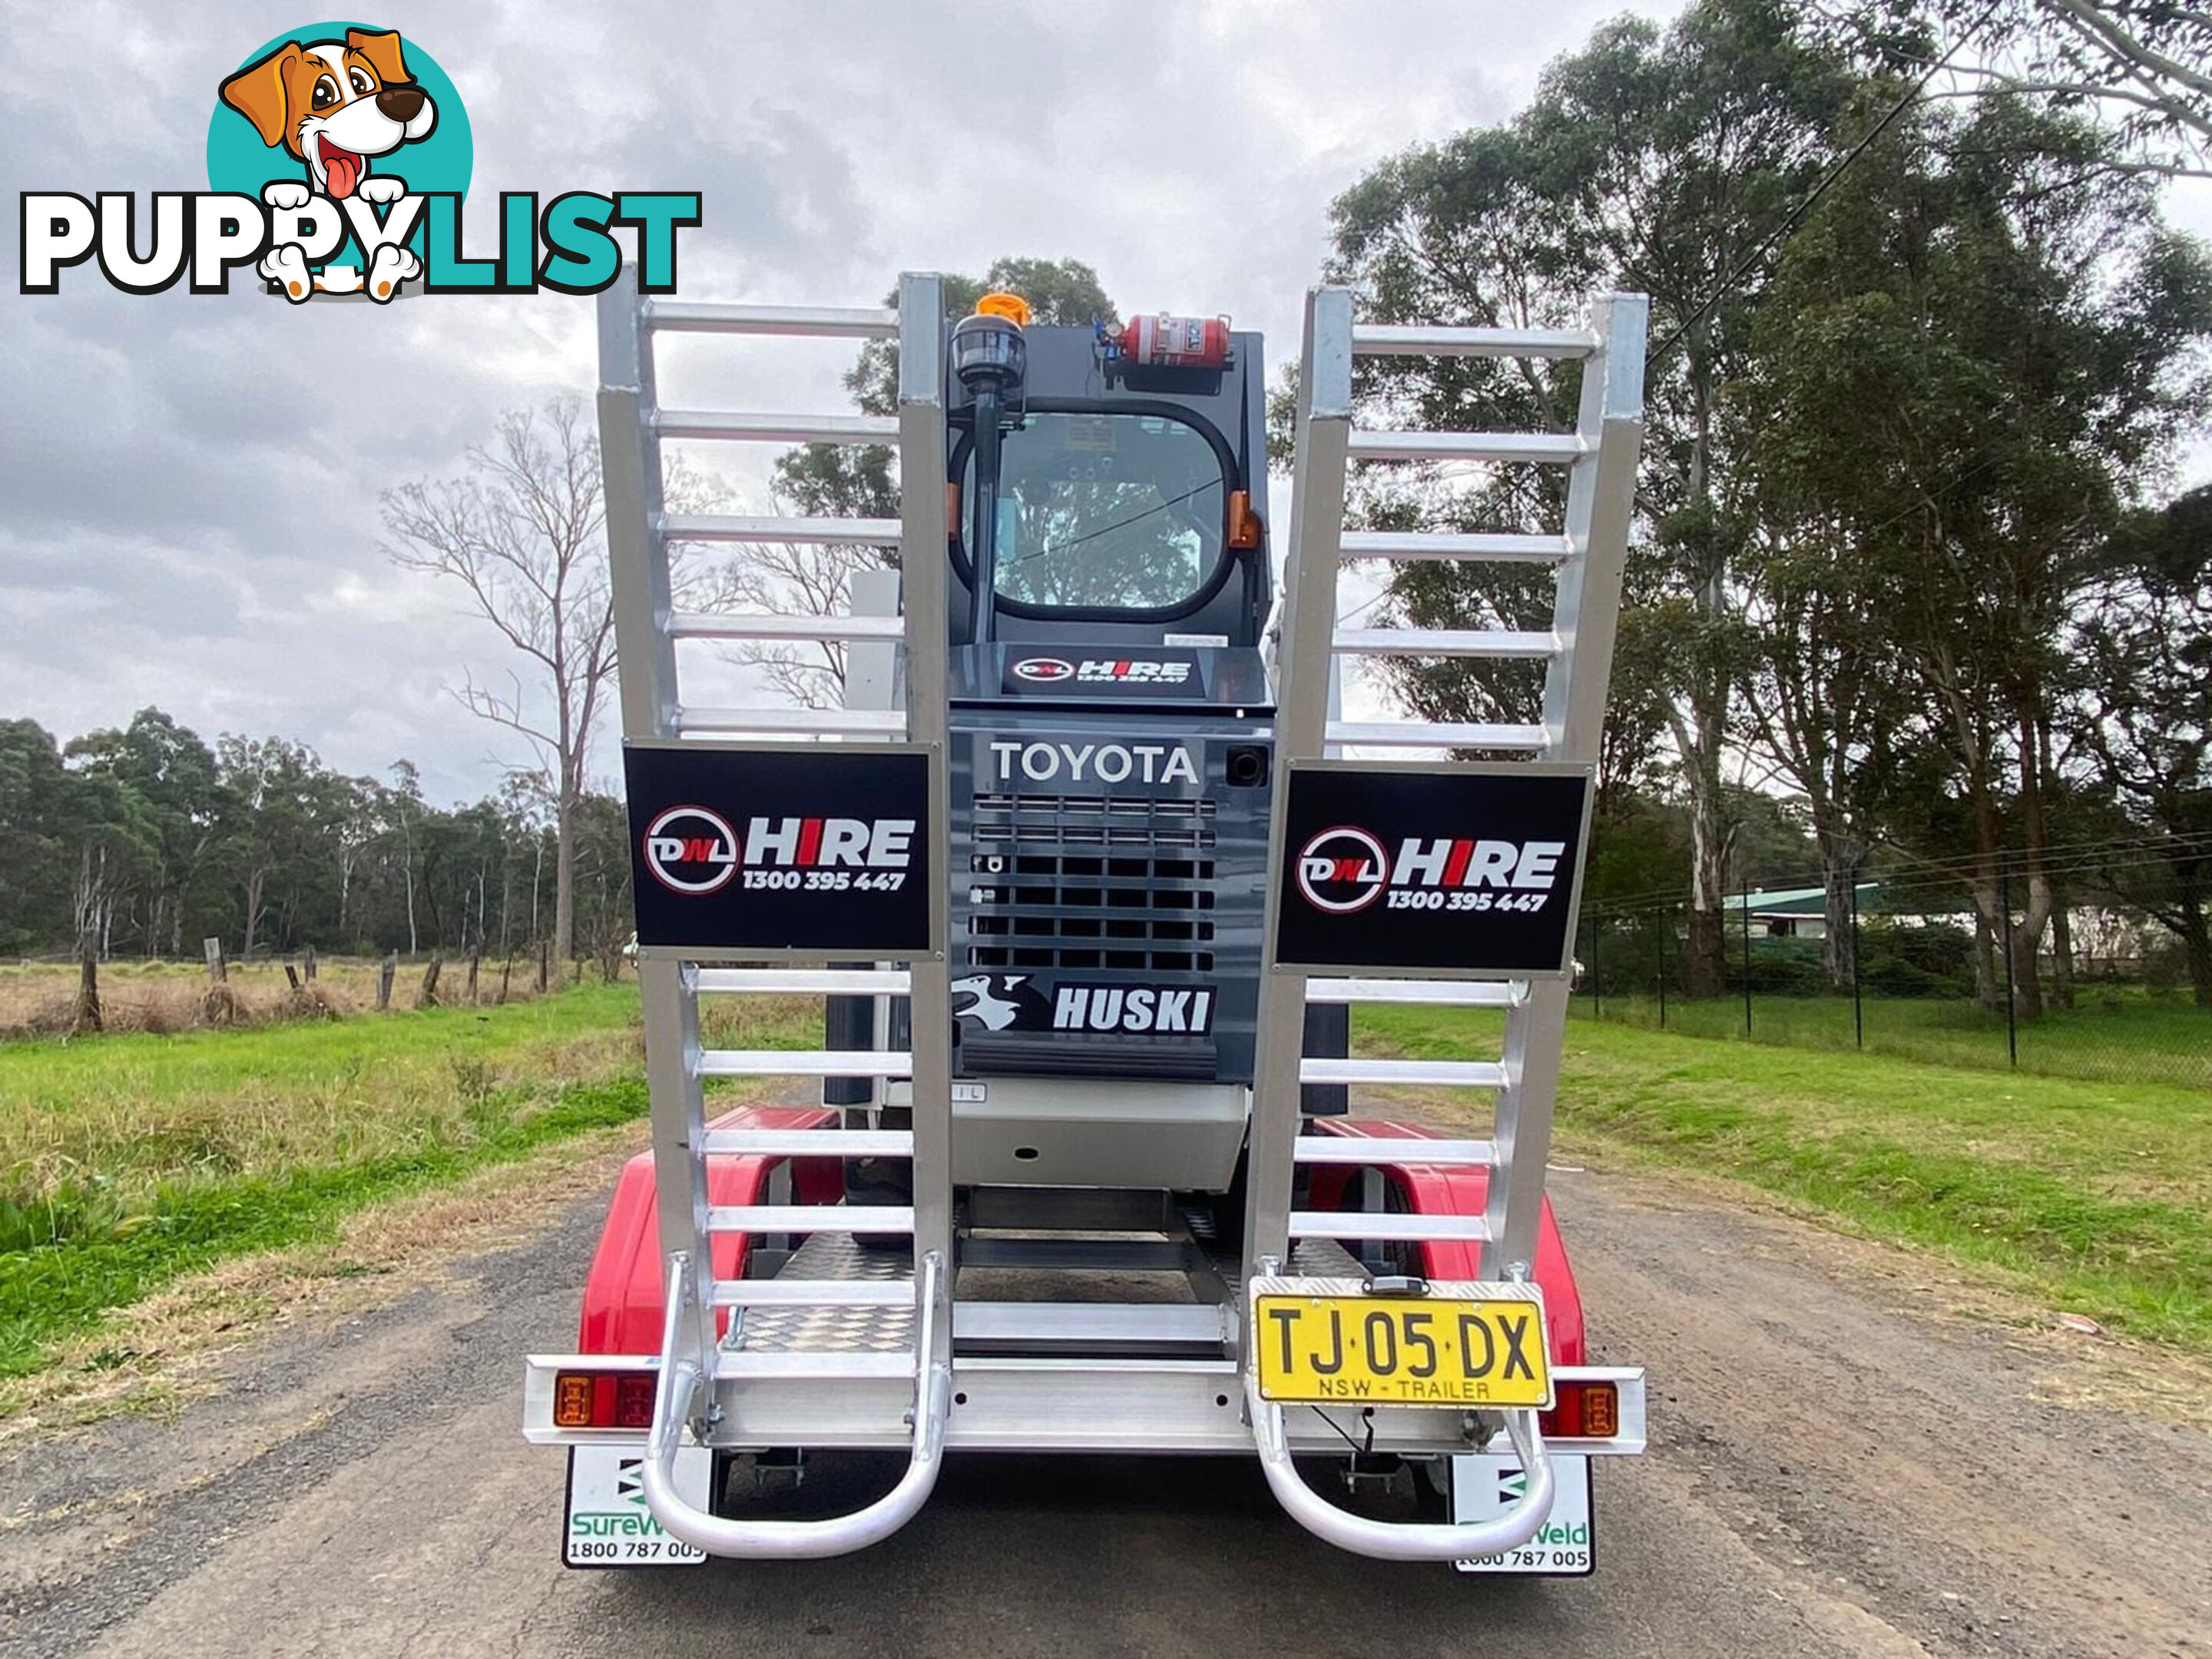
1246;1373;1556;1561
641;1250;952;1559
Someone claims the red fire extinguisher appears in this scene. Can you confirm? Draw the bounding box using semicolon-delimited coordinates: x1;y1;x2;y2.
1121;312;1234;370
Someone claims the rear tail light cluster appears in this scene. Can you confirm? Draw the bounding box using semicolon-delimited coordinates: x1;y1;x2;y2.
1539;1379;1620;1439
552;1369;656;1429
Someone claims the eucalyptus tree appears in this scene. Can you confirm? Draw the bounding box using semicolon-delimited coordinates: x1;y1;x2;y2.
64;708;223;955
1820;1;2212;177
1324;0;1866;995
1747;94;2212;1014
2073;487;2212;1005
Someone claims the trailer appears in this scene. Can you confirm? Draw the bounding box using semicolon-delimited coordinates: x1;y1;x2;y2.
522;273;1649;1572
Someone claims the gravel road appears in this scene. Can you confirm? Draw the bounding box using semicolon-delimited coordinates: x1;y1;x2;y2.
2;1159;2205;1658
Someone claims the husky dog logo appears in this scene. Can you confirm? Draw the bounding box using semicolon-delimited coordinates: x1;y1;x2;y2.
951;974;1037;1031
217;26;437;300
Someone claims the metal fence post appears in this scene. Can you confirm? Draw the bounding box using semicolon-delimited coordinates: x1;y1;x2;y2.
1848;876;1863;1051
1592;908;1604;1021
1741;881;1754;1036
1999;857;2018;1068
1656;904;1667;1028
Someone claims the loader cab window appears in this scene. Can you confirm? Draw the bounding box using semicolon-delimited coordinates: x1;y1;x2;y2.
965;411;1227;611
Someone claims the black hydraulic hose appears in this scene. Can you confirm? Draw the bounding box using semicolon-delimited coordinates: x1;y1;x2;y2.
968;385;1004;647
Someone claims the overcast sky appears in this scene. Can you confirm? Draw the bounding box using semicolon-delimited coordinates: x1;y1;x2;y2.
5;1;2208;805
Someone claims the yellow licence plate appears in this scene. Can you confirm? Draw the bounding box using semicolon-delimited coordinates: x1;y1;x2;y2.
1253;1290;1552;1408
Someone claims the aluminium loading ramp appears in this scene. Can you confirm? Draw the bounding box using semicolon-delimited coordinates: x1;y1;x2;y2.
1238;286;1646;1558
571;275;1647;1561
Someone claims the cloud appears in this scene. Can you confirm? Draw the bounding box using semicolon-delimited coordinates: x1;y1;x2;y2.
3;0;2204;806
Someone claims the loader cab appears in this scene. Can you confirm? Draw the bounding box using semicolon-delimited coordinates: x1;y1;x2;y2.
835;296;1343;1207
943;316;1273;657
904;302;1332;1197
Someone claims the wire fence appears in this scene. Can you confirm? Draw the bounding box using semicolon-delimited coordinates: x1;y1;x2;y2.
1571;843;2212;1092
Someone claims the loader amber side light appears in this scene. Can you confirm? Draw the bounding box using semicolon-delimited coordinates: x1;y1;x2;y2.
975;290;1031;326
1227;489;1263;549
1540;1379;1619;1439
554;1371;597;1429
946;481;962;537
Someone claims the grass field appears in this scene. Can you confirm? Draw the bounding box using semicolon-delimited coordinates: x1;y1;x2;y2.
0;985;813;1379
1570;989;2212;1090
1363;1005;2212;1354
5;982;2207;1396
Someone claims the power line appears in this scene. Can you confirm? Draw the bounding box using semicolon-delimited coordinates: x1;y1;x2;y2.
1588;838;2212;919
1005;480;1220;566
1575;820;2212;916
1645;0;2007;369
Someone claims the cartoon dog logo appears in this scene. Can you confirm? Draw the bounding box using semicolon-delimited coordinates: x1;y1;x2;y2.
218;27;435;302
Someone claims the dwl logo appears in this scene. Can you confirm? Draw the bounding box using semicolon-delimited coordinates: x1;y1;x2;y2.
1295;826;1389;913
644;806;739;895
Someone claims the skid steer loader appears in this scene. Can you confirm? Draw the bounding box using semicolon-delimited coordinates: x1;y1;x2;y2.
524;274;1649;1573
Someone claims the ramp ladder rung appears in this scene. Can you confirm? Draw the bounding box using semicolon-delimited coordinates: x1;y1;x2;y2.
675;707;906;737
1333;628;1558;660
693;968;911;996
654;410;898;445
643;300;897;338
1290;1210;1493;1243
668;611;905;643
1326;720;1548;750
714;1349;916;1380
710;1279;914;1309
700;1128;912;1157
695;1049;912;1080
1293;1136;1496;1167
707;1204;915;1235
1306;977;1526;1008
1348;430;1586;464
1339;531;1575;563
1299;1058;1508;1089
1350;323;1600;359
659;512;902;545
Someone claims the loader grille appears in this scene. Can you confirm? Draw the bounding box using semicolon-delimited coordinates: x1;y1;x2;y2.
964;794;1219;974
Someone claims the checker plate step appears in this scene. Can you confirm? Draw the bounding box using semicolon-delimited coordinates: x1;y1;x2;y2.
729;1233;916;1354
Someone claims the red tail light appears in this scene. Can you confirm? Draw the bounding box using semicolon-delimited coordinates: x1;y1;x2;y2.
552;1369;657;1429
614;1371;656;1429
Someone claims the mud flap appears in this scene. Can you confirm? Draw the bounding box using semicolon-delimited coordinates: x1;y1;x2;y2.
1450;1452;1594;1575
563;1443;713;1568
